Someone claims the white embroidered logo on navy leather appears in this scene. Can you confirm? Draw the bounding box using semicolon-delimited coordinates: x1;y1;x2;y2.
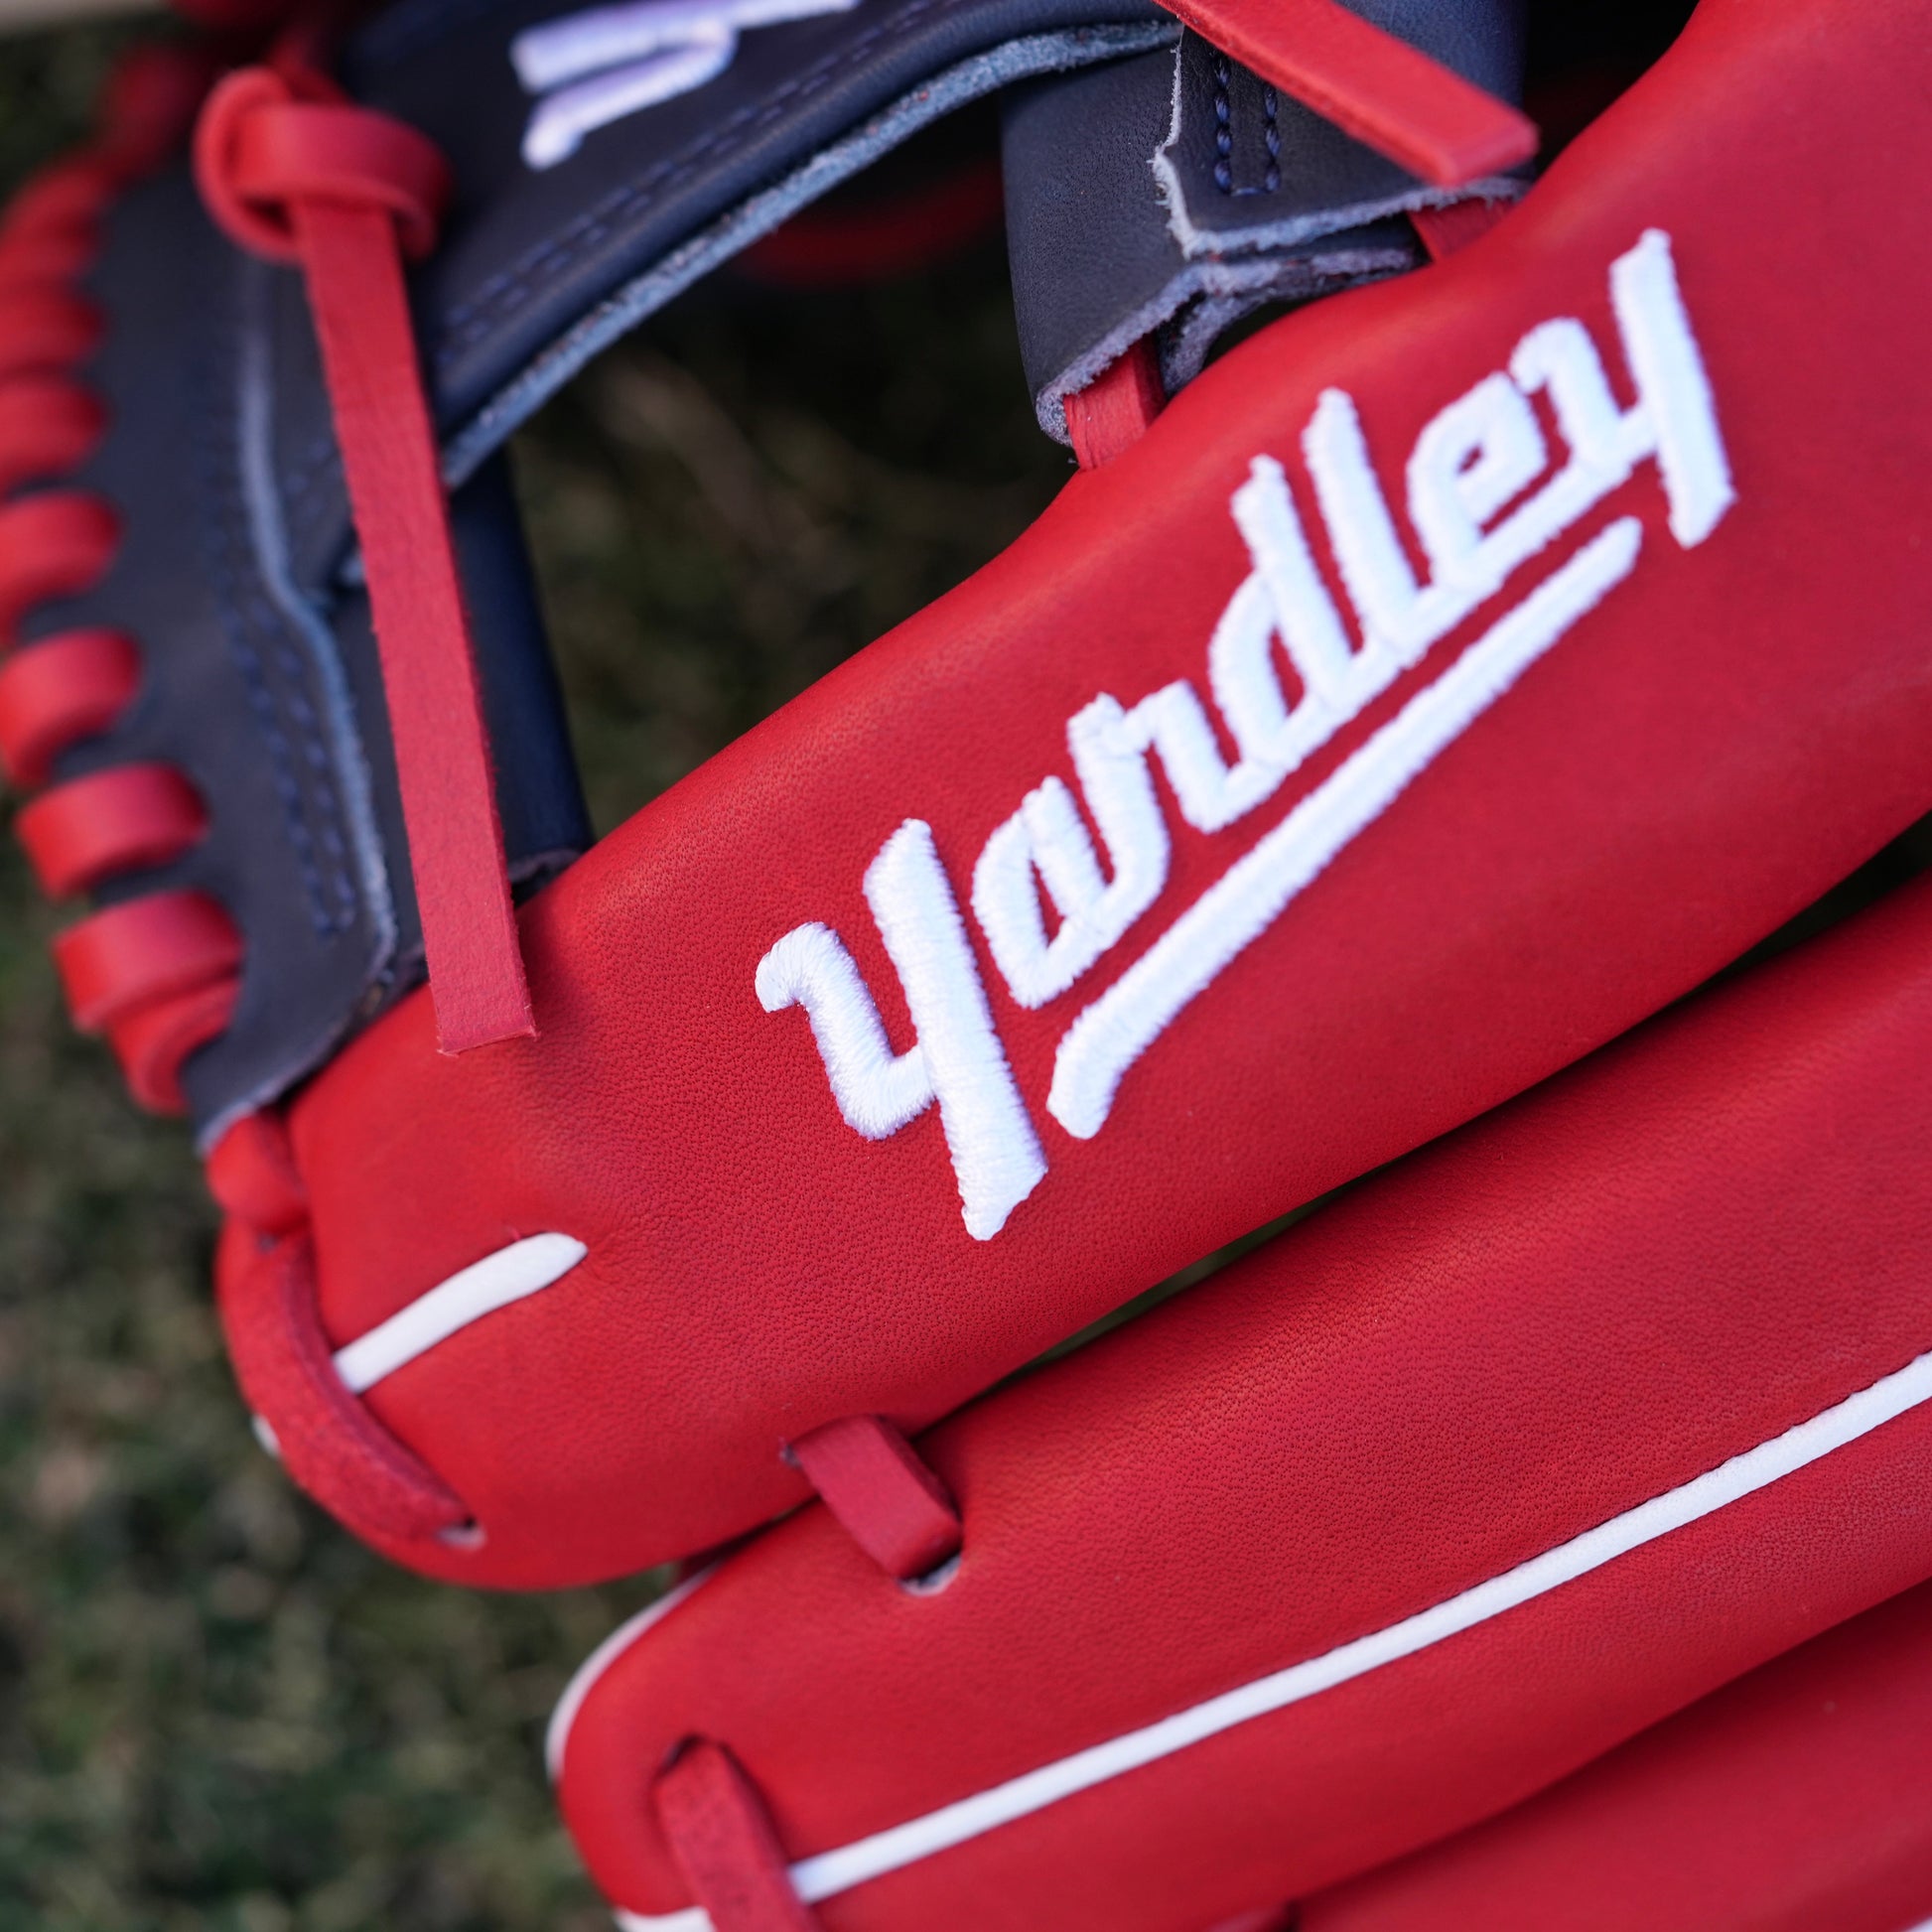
512;0;862;170
759;229;1734;1238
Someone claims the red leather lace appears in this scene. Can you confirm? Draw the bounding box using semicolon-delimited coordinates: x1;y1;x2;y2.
1161;0;1536;187
654;1741;819;1932
787;1413;964;1582
196;59;535;1054
1064;0;1538;464
0;41;243;1115
208;1106;473;1547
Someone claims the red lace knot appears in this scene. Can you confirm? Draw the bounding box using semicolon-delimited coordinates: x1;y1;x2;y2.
0;377;106;496
0;160;118;254
196;66;451;266
54;892;243;1113
0;628;140;789
0;491;118;643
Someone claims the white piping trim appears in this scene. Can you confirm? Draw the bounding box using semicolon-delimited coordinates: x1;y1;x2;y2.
333;1233;588;1395
604;1342;1932;1930
549;1571;715;1781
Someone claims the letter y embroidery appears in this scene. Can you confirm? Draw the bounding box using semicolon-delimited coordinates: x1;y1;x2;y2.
758;820;1047;1240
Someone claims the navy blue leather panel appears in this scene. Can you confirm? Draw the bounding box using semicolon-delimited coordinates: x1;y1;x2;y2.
27;173;400;1130
1003;0;1527;435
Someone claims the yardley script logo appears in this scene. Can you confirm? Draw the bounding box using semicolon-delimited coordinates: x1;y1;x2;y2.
511;0;861;169
757;229;1736;1241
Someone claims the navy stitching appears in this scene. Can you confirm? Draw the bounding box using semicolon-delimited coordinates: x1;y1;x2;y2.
272;629;360;930
1212;54;1232;194
281;432;345;563
1213;56;1281;199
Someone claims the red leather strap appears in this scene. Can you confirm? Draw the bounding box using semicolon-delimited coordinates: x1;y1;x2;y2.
1064;339;1167;469
788;1414;962;1582
109;976;240;1113
214;1220;472;1543
55;890;241;1033
0;286;101;381
0;490;117;641
195;68;532;1053
1156;0;1536;188
0;627;140;788
16;761;207;897
1411;196;1514;261
0;224;94;294
0;159;116;243
653;1740;819;1932
0;376;105;496
207;1109;309;1236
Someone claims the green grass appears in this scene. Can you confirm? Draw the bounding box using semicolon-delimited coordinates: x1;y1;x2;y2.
0;29;1064;1928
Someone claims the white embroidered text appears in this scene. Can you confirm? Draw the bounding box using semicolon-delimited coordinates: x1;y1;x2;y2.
759;229;1733;1232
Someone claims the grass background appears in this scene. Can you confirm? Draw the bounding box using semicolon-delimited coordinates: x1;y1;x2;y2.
0;28;1067;1929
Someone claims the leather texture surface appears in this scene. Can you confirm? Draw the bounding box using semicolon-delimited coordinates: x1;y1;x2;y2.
1003;0;1526;433
551;869;1932;1929
1304;1576;1932;1932
260;0;1932;1587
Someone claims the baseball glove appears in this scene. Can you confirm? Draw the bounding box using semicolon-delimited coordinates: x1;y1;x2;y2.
4;0;1932;1924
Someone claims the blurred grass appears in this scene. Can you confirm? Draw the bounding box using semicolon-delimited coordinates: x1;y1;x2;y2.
0;28;1065;1930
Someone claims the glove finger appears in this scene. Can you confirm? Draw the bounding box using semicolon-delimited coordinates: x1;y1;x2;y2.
548;866;1932;1932
1305;1575;1932;1932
